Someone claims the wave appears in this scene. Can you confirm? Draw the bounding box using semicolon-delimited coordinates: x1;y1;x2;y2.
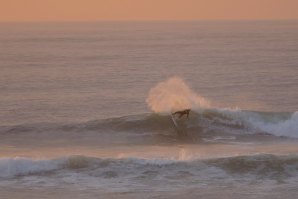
197;108;298;138
1;154;298;179
1;109;297;139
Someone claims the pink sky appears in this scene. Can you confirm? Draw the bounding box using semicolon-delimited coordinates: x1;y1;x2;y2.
1;0;298;21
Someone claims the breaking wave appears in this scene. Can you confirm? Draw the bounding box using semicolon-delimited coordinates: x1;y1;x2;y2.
1;154;298;179
1;109;297;139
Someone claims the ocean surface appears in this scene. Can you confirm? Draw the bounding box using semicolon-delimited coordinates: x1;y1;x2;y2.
0;21;298;199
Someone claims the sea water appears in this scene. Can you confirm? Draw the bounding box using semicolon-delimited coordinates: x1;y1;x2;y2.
0;21;298;199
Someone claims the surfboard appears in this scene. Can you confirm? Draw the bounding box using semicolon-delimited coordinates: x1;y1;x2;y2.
171;114;189;138
171;114;178;127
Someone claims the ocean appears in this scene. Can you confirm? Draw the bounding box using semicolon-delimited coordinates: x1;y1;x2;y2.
0;21;298;199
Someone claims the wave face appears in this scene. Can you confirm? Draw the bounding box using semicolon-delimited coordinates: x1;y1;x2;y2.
1;109;297;140
1;154;298;182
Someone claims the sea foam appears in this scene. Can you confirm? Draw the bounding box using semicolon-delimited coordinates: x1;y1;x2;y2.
146;77;210;113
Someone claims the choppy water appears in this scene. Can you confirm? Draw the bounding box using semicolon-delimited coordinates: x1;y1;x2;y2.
1;21;298;199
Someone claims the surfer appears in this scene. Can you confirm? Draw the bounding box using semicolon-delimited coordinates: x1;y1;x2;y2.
172;109;191;119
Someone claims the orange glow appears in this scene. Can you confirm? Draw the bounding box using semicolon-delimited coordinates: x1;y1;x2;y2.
0;0;297;22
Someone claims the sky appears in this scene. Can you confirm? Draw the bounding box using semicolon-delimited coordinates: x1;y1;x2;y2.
0;0;298;22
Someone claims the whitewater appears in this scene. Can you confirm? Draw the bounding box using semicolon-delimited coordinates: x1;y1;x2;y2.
1;21;298;199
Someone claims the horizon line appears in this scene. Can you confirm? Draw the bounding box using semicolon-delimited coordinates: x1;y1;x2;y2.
0;18;298;23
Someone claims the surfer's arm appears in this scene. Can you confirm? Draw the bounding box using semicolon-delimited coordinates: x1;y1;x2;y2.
172;111;179;115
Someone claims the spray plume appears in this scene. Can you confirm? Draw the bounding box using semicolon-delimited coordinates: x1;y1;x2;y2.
146;77;210;113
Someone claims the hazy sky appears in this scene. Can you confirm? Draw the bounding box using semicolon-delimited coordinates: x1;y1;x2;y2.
1;0;298;22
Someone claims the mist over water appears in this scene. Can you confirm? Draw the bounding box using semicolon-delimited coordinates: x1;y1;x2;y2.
146;77;210;113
